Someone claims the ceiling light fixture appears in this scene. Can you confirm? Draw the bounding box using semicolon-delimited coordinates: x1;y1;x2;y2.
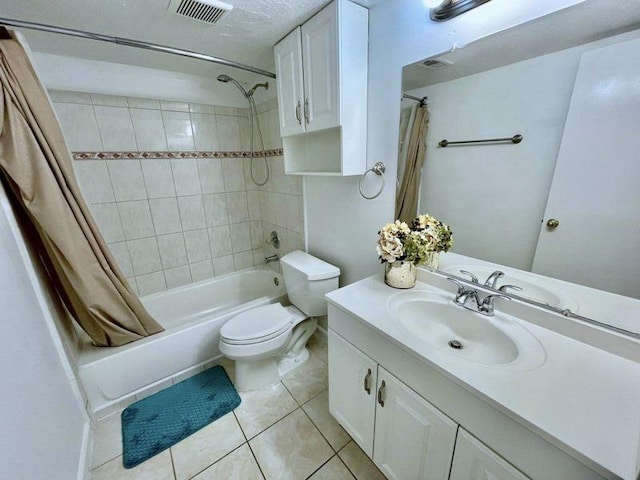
428;0;493;22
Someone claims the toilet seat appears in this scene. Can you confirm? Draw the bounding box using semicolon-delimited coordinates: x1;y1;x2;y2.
220;303;293;346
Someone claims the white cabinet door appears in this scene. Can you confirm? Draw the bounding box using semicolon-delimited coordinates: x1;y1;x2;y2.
373;367;458;480
450;429;531;480
328;329;377;456
301;1;340;133
274;27;305;137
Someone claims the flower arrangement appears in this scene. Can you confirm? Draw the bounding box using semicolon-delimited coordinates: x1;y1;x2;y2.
376;214;453;266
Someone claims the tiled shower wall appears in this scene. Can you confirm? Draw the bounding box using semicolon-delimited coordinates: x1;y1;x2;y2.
50;91;304;296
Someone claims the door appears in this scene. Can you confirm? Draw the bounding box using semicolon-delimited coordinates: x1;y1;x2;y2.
532;38;640;298
373;367;458;480
450;429;531;480
274;27;305;136
328;329;377;456
301;1;340;132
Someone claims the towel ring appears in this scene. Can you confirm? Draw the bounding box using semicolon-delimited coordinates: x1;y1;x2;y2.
359;162;386;200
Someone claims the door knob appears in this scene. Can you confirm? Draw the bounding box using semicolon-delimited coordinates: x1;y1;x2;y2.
546;218;560;229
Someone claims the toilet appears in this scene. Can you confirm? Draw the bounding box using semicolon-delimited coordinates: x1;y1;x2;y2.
219;250;340;391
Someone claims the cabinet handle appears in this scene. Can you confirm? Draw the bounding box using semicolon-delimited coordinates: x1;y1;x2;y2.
295;101;302;125
303;98;310;124
377;380;386;407
363;368;372;395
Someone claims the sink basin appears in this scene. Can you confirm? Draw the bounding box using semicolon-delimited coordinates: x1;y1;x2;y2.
387;291;546;369
442;265;578;312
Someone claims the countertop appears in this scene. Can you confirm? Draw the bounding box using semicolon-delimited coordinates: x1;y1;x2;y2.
326;271;640;480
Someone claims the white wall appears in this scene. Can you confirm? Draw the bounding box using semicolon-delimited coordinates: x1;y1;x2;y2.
0;187;89;480
305;0;585;285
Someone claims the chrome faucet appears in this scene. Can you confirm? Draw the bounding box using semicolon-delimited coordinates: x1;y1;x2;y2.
447;278;510;316
477;294;511;316
265;254;279;264
484;270;505;289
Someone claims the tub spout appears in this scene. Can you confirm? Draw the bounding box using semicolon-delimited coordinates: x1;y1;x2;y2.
265;254;279;264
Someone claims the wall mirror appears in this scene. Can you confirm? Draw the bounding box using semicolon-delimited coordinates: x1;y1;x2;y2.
399;3;640;334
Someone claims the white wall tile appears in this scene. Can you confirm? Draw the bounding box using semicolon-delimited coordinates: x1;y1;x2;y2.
130;109;168;151
165;265;192;289
234;251;254;270
246;190;260;220
190;260;214;282
136;271;166;295
222;158;246;192
161;100;190;112
230;222;251;253
209;225;232;257
273;193;287;228
53;103;102;151
149;198;182;235
108;242;134;277
183;229;210;263
226;192;249;223
269;108;282;149
157;233;188;269
191;114;220;151
162;111;195;150
249;220;263;250
94;106;137;151
171;159;201;196
127;237;162;275
214;106;239;116
177;195;206;231
216;116;241;151
90;203;124;242
141;159;176;198
91;93;128;107
73;160;115;204
237;107;249;118
126;277;139;295
49;90;92;104
107;160;146;201
212;255;235;276
128;97;161;109
189;103;216;114
285;196;303;233
197;158;225;194
118;200;155;239
203;193;229;227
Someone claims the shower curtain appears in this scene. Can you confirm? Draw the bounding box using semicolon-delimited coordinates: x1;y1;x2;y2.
0;28;164;347
395;104;429;223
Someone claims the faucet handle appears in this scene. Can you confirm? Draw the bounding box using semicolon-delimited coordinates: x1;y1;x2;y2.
459;270;479;284
446;277;466;295
478;293;511;315
499;284;523;294
484;270;505;288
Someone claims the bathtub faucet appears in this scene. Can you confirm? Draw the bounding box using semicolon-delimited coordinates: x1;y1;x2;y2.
265;254;279;264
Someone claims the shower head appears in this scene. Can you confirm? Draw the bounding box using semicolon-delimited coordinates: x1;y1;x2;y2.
216;74;232;83
216;73;250;98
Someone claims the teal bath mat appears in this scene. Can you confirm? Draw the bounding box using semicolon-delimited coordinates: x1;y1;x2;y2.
121;366;240;468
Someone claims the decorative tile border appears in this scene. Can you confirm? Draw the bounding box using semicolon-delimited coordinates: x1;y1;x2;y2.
72;149;284;160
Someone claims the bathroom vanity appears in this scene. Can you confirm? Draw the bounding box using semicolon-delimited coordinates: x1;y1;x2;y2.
326;269;640;480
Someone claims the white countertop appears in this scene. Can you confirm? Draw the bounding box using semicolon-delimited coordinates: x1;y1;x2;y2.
326;271;640;480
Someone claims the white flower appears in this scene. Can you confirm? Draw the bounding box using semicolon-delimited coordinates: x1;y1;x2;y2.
376;236;404;263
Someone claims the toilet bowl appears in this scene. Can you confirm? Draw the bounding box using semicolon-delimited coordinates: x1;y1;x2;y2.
219;251;340;391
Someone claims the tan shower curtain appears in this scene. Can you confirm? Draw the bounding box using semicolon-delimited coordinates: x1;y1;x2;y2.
395;104;429;223
0;29;163;346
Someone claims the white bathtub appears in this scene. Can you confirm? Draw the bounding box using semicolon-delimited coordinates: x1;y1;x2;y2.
77;268;287;414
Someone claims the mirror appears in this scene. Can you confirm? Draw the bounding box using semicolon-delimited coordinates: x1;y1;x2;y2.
399;5;640;333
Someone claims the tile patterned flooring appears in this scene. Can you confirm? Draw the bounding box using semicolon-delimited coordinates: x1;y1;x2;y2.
90;333;387;480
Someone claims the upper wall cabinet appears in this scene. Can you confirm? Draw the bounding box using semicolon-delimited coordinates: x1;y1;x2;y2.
273;0;368;176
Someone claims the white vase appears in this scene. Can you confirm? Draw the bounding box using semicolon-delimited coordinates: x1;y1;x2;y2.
384;261;417;289
423;252;440;271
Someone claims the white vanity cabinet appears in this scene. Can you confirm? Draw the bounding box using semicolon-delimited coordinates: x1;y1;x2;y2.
329;330;459;480
273;0;368;175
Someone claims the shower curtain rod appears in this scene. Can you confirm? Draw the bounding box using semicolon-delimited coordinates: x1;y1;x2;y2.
402;94;428;106
0;17;277;79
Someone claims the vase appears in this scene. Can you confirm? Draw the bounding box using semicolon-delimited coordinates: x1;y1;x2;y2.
384;261;417;289
424;252;440;271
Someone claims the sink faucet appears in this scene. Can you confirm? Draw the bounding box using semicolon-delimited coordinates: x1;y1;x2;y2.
447;278;510;316
478;294;511;316
484;270;505;289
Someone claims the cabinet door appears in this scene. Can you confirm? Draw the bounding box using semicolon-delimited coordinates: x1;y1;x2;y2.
373;367;458;480
450;429;531;480
328;329;377;456
301;1;340;132
274;27;305;137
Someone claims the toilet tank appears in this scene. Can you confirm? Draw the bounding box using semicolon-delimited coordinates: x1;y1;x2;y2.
280;250;340;316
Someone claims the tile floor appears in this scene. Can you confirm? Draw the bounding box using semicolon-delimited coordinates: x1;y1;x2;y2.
89;332;387;480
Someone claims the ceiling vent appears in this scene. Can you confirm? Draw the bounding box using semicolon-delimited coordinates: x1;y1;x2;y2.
168;0;233;25
422;58;454;69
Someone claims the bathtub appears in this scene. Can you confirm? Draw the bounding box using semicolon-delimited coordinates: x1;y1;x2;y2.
77;268;287;414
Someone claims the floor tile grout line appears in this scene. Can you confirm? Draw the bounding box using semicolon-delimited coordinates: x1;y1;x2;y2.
183;441;247;480
299;393;344;454
246;438;268;480
304;453;339;479
169;448;178;480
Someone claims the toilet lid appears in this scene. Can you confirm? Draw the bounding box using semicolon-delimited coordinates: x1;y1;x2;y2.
220;303;292;344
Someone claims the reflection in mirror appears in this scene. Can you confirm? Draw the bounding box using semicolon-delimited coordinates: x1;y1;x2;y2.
399;4;640;334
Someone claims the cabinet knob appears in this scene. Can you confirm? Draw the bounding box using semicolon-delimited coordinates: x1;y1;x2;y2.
546;218;560;229
377;380;386;407
295;101;302;125
363;368;372;395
